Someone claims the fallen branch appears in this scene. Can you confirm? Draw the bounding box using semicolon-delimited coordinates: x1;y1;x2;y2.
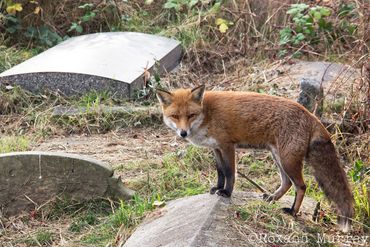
237;170;270;194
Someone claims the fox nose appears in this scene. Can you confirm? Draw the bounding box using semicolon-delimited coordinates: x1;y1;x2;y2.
180;130;187;138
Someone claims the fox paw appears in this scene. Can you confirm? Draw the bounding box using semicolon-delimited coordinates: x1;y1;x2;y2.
281;207;296;216
209;187;219;194
216;189;231;198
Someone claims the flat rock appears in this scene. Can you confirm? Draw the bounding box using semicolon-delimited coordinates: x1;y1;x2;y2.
121;192;317;247
0;152;134;216
288;61;359;84
0;32;182;98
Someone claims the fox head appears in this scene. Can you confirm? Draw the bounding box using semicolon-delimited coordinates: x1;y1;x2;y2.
156;85;205;138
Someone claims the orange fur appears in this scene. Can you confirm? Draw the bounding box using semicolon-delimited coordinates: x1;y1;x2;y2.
156;85;354;232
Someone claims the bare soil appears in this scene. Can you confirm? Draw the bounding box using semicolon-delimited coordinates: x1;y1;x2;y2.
33;127;187;167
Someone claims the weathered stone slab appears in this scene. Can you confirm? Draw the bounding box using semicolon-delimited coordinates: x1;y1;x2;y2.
121;192;317;247
0;151;134;216
288;61;359;84
122;193;224;247
0;32;182;98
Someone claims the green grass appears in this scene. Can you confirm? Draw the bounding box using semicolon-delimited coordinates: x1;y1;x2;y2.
0;136;30;153
323;97;346;114
25;198;117;246
133;146;214;200
24;230;54;246
238;153;279;193
240;154;275;175
69;213;98;233
349;159;370;232
80;194;157;244
300;176;325;202
77;90;115;107
353;181;370;231
43;198;113;220
0;45;40;73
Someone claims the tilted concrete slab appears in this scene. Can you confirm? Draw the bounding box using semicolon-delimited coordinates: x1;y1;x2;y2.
122;193;227;247
0;151;134;216
0;32;182;98
121;192;317;247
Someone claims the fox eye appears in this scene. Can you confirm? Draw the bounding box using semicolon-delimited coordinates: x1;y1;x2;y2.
170;115;179;119
188;114;197;119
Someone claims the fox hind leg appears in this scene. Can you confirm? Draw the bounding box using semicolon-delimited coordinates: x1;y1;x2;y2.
264;148;292;202
279;158;306;216
263;164;292;202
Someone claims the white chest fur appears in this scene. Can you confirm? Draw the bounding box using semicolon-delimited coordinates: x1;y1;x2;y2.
187;128;219;149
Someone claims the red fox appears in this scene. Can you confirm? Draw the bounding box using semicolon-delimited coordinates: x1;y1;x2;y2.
156;85;354;232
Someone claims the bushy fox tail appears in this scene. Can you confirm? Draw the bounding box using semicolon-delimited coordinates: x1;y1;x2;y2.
307;127;354;233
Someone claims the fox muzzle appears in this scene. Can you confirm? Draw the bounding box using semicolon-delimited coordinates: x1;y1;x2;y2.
180;130;188;138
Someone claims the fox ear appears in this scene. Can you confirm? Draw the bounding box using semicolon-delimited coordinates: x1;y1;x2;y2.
156;88;172;106
191;84;205;104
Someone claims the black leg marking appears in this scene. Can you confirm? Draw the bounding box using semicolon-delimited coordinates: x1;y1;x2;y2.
220;145;235;197
210;149;225;194
216;189;232;197
281;191;297;216
282;207;295;215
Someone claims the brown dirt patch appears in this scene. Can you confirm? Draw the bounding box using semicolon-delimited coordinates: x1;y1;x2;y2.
32;127;187;168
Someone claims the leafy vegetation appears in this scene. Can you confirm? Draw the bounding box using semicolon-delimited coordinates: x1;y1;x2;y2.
68;3;97;34
279;3;360;57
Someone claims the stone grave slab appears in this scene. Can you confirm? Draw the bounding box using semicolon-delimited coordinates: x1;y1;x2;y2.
0;32;182;98
121;192;317;247
0;151;134;216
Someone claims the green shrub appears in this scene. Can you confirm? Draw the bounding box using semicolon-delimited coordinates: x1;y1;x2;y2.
279;3;359;57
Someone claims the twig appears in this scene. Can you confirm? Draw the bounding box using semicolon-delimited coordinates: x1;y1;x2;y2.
320;63;333;87
0;217;6;234
112;0;123;18
237;170;270;194
24;195;38;207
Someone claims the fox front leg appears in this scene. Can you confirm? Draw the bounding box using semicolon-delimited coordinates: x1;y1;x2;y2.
210;149;226;194
215;145;236;198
